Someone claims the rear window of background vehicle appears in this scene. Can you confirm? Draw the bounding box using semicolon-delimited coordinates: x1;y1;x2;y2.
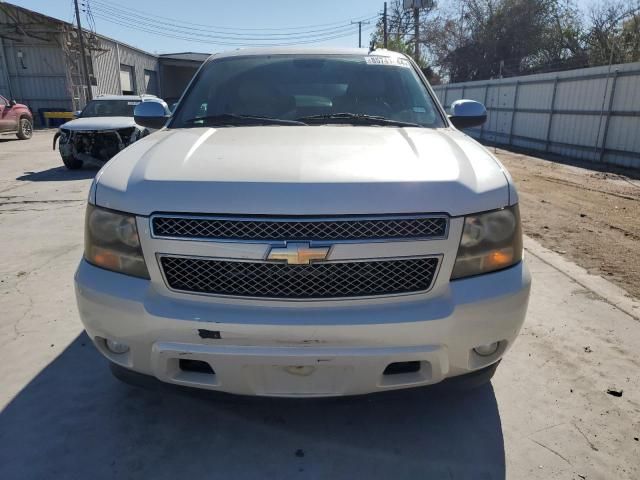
81;100;141;118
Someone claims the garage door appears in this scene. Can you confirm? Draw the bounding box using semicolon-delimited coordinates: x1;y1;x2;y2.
120;64;135;95
144;70;158;96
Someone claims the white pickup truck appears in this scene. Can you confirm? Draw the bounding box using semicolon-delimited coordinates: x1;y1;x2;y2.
75;48;531;397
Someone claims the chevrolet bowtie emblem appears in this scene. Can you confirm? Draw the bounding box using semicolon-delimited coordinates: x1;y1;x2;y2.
267;242;330;265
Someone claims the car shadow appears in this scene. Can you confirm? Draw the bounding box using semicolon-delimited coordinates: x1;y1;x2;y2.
0;334;505;479
16;166;99;182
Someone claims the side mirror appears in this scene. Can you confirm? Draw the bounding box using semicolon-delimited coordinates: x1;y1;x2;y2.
8;99;17;107
449;99;487;129
74;110;83;118
134;99;171;129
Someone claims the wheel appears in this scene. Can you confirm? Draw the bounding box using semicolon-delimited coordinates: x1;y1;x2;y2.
16;117;33;140
61;154;83;170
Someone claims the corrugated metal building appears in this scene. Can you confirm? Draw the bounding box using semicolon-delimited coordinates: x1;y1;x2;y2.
0;3;208;126
432;62;640;169
89;36;159;99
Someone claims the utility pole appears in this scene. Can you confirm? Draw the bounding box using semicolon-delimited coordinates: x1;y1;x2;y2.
383;2;388;48
351;20;370;48
74;0;92;104
413;7;420;62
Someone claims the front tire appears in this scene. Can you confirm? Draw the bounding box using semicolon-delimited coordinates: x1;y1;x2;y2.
62;154;83;170
16;117;33;140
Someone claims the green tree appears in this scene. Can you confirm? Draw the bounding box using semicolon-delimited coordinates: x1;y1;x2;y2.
586;1;640;65
423;0;587;81
372;0;640;83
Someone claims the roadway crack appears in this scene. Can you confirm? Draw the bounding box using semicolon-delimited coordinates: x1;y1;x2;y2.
529;439;573;466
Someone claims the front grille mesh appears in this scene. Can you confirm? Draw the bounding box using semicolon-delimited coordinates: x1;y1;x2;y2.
160;256;439;299
152;216;447;241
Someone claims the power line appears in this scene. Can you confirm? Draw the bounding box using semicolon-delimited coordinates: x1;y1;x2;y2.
351;20;371;48
68;0;76;24
73;0;92;102
88;0;378;34
89;12;374;45
87;4;370;42
85;2;377;45
89;3;372;38
89;12;375;47
85;0;97;33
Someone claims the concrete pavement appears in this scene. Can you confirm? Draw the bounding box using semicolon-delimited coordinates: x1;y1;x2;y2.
1;132;638;479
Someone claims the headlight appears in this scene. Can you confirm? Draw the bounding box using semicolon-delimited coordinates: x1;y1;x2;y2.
451;205;523;280
84;204;149;278
59;129;70;142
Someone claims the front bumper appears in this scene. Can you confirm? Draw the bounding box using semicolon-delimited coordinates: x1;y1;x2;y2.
75;259;531;397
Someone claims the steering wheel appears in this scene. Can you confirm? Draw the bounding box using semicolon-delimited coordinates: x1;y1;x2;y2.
354;97;393;116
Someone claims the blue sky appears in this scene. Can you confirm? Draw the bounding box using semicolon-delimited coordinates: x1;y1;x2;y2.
9;0;595;55
8;0;383;54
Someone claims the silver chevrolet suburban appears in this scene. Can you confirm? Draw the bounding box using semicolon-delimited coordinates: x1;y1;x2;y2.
75;48;530;397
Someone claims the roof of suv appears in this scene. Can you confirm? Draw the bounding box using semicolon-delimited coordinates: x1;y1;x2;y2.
210;47;407;61
93;94;157;101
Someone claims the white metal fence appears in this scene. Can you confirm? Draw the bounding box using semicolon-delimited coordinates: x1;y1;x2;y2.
431;62;640;169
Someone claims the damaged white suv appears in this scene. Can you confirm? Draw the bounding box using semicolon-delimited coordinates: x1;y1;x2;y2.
75;48;531;397
54;94;157;170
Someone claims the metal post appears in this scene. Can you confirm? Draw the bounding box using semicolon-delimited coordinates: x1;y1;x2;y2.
115;42;122;94
0;37;13;99
443;85;448;111
508;81;519;145
74;0;92;103
480;84;489;140
413;7;420;61
493;79;502;150
383;2;388;48
599;70;619;163
544;77;558;152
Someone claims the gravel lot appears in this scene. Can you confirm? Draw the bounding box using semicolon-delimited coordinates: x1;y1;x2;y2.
497;148;640;299
1;131;639;479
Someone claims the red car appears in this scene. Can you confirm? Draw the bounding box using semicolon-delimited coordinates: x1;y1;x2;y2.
0;95;33;140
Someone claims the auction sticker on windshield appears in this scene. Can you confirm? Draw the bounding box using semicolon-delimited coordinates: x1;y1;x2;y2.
365;56;411;68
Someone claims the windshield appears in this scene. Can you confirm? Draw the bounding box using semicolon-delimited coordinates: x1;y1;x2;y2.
81;99;141;118
171;55;445;128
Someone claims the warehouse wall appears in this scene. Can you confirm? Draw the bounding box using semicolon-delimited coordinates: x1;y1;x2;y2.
91;37;159;97
432;62;640;169
0;38;11;97
0;34;73;124
1;3;163;126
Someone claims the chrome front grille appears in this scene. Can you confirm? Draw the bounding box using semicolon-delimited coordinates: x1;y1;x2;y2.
160;256;439;299
152;215;448;241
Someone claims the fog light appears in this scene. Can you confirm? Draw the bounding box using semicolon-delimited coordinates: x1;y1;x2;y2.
105;339;129;354
473;342;499;357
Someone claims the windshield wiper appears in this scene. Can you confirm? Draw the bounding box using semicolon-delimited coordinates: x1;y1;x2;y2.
296;113;422;128
182;113;306;127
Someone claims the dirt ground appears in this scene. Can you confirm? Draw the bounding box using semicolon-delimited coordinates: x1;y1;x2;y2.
496;149;640;299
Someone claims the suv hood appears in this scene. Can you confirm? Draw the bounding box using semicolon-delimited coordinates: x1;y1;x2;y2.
61;116;138;131
95;126;512;216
